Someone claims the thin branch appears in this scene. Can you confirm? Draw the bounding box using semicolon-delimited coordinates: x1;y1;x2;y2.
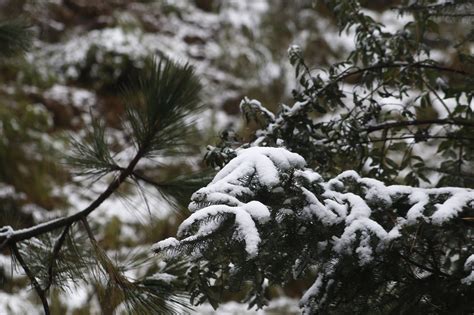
131;171;161;187
425;167;474;179
0;148;145;249
427;239;441;278
430;13;474;17
379;128;389;176
458;144;464;174
349;1;385;58
365;119;474;133
11;243;50;315
364;135;474;143
44;224;71;292
337;62;470;81
322;131;474;145
398;252;451;278
400;2;474;15
113;166;167;188
80;217;96;243
423;78;453;117
258;61;471;143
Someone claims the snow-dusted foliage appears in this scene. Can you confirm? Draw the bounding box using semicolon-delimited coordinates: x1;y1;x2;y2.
154;146;474;313
154;147;304;257
462;255;474;285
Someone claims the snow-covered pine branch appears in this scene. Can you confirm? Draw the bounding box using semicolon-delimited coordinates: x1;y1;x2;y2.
153;146;474;313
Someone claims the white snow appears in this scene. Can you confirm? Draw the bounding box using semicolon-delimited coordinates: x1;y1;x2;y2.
242;201;271;223
177;203;268;258
240;97;275;121
151;237;180;252
0;226;14;240
461;254;474;285
154;146;474;268
0;291;41;315
44;84;97;109
195;296;300;315
295;169;322;183
211;146;305;188
301;187;340;225
432;192;473;225
148;272;178;284
156;147;305;257
406;190;430;223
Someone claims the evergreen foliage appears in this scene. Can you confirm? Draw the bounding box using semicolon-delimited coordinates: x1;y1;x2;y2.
67;116;116;180
122;58;202;158
1;0;473;313
156;147;474;314
153;0;474;313
0;50;204;314
0;19;32;58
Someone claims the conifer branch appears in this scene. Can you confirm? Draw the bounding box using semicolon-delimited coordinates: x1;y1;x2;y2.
44;224;71;292
0;58;201;314
0;19;33;57
0;149;143;247
11;243;50;315
0;58;201;249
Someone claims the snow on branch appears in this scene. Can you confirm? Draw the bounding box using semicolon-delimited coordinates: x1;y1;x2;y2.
152;146;474;297
462;255;474;285
155;147;304;257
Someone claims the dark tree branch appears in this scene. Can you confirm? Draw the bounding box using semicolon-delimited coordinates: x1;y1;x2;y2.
0;148;144;249
112;165;172;188
11;243;50;315
365;119;474;133
80;217;96;243
401;2;474;14
422;78;453;117
426;167;474;179
259;61;471;143
337;62;470;81
44;224;71;292
2;153;143;314
398;252;451;278
430;13;474;17
131;171;162;187
365;135;474;143
322;131;474;146
0;58;202;314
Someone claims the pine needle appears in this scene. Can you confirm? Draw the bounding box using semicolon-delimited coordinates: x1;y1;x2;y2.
0;19;33;57
122;57;202;158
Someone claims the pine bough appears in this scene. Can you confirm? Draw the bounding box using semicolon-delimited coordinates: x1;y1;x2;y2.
153;146;474;313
